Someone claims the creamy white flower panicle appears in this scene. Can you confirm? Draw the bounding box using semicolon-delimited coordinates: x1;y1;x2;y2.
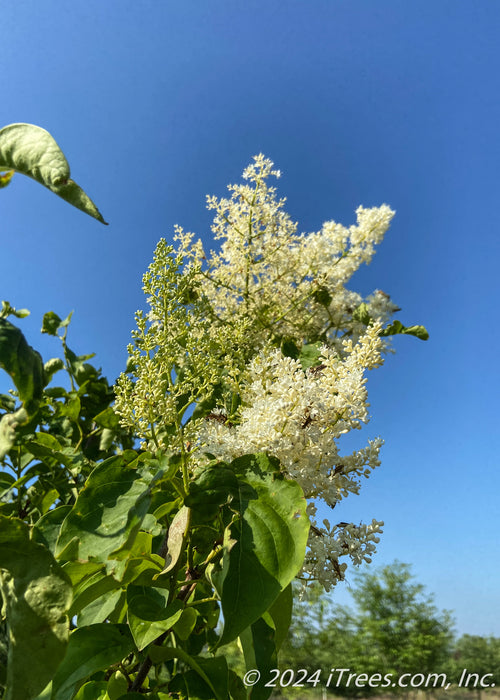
198;322;386;587
304;518;384;592
115;155;401;590
179;154;396;352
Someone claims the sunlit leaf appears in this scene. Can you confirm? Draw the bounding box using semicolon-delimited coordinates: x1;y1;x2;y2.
51;624;135;700
55;453;159;562
0;123;107;223
213;453;309;646
0;516;72;700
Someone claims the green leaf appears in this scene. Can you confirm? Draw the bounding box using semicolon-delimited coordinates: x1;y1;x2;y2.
62;560;104;588
107;671;128;700
0;392;16;412
298;342;323;370
32;682;53;700
228;671;248;700
0;516;72;700
119;555;164;587
0;471;15;496
230;452;281;478
94;406;120;429
169;673;216;700
150;648;228;700
213;454;309;646
68;566;121;617
55;453;158;562
280;338;300;360
380;319;429;340
268;583;293;651
78;588;124;626
239;616;276;700
41;311;63;336
185;465;240;520
33;505;73;552
51;624;135;700
72;682;108;700
0;123;107;224
0;318;44;415
43;357;65;384
127;585;183;650
312;286;333;307
61;394;82;422
173;606;198;641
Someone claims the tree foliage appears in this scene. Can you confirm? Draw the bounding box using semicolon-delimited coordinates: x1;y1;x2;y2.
0;124;428;699
451;635;500;699
281;563;454;697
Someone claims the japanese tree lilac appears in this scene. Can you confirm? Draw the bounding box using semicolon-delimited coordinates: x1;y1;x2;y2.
115;155;410;590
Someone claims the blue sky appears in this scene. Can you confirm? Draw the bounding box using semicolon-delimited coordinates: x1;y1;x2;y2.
2;2;499;637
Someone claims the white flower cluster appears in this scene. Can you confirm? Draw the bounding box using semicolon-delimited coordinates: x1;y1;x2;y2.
304;518;384;592
116;155;403;590
198;321;386;587
181;154;396;352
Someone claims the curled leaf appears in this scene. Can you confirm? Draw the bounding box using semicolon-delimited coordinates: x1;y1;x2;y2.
380;319;429;340
0;123;107;224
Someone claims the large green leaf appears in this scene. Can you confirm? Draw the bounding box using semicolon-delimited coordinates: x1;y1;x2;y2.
239;616;276;700
213;453;309;646
0;318;44;415
0;123;107;224
66;564;119;617
237;589;292;700
0;516;72;700
51;624;135;700
268;583;293;651
55;454;159;562
77;588;124;626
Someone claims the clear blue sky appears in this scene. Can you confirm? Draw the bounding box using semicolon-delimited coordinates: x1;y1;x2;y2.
2;2;499;637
